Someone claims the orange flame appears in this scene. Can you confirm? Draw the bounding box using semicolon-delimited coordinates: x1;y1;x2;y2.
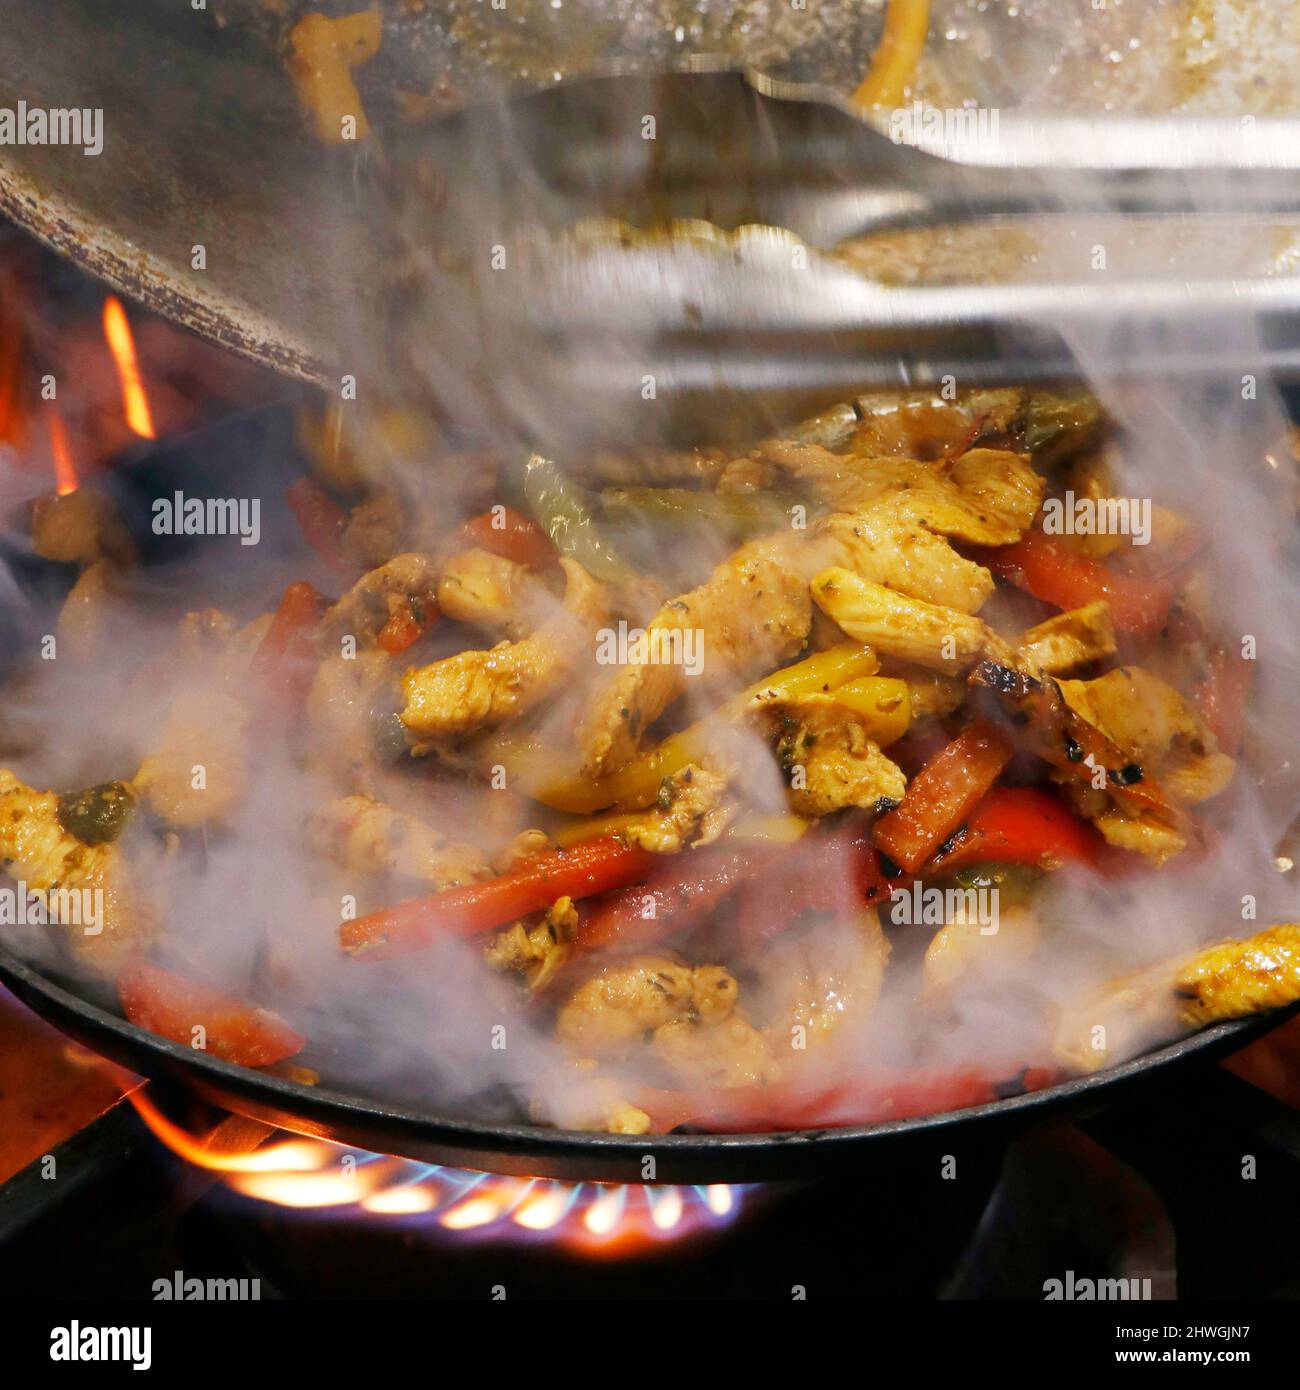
46;410;78;496
102;295;155;439
128;1089;745;1252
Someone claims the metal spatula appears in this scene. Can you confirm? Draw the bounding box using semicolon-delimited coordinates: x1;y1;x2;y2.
370;70;1300;447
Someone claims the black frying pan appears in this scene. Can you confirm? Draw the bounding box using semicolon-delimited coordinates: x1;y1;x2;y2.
2;942;1294;1183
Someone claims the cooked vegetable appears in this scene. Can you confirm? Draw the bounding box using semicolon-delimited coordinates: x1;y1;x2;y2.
537;642;880;814
1195;644;1253;758
57;781;136;846
456;506;558;570
972;530;1176;637
376;596;437;654
251;579;327;705
925;787;1102;874
1022;389;1103;462
602;486;794;542
341;836;657;959
285;477;351;576
17;378;1278;1138
520;453;633;584
580;845;760;951
119;961;304;1067
873;721;1014;873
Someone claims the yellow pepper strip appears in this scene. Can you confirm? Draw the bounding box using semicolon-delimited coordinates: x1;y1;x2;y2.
851;0;930;111
726;813;813;845
829;676;912;746
287;10;382;144
534;643;879;814
551;811;647;849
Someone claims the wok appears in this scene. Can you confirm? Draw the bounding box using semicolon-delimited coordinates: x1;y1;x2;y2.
1;942;1295;1183
2;0;1300;1180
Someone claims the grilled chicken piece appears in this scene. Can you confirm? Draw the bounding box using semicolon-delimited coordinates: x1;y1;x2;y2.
134;690;249;829
0;769;151;974
491;827;553;874
485;895;578;993
1173;925;1300;1027
767;699;906;818
307;647;395;783
811;568;990;673
339;489;405;571
610;764;734;854
971;661;1191;864
814;505;995;614
56;560;119;663
578;539;810;778
653;1012;781;1088
556;955;739;1059
436;547;546;639
1015;601;1117;677
31;489;135;567
401;557;607;749
923;905;1040;1003
320;552;439;647
1056;666;1235;808
1055;924;1300;1072
540;1062;652;1135
763;445;1044;548
763;912;890;1052
886;665;966;720
308;794;489;890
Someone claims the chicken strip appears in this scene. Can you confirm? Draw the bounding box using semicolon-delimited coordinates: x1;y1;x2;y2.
1055;924;1300;1072
767;698;906;818
578;539;810;778
320;553;439;648
556;956;739;1059
763;445;1044;547
814;504;995;614
436;547;547;639
134;690;250;829
810;567;991;673
653;1012;781;1088
308;794;490;890
762;913;890;1053
401;557;607;750
923;905;1040;1004
1014;601;1117;677
1056;666;1235;808
0;770;152;974
608;764;735;854
485;895;579;993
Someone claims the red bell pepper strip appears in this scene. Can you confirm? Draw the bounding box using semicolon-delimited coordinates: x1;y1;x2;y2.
376;598;438;655
638;1063;1060;1134
250;580;327;705
119;961;304;1068
341;836;657;958
972;529;1177;637
736;815;905;951
874;721;1014;874
456;507;558;570
1195;644;1253;757
286;477;352;577
580;845;760;951
924;786;1103;875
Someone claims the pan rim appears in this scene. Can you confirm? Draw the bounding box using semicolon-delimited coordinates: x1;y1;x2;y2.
2;941;1293;1166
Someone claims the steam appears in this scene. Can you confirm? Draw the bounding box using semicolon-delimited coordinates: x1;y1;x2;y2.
2;2;1300;1140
